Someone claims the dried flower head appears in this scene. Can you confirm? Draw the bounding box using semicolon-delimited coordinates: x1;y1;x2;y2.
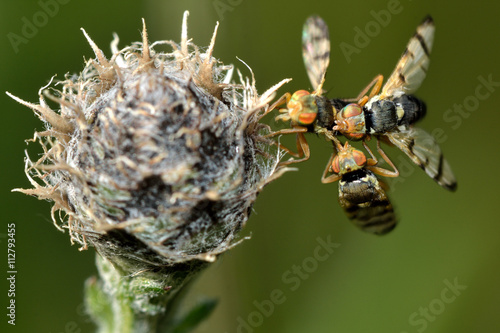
9;12;290;275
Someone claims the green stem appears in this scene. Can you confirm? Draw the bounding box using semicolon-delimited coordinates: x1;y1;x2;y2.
85;254;206;333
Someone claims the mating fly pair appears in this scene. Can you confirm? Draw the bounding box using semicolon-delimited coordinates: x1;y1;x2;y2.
265;15;457;234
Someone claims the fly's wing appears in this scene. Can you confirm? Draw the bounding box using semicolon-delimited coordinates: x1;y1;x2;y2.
386;127;457;191
302;15;330;95
380;16;435;98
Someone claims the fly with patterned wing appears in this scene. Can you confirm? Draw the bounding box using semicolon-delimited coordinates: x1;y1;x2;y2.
263;16;349;165
332;16;457;191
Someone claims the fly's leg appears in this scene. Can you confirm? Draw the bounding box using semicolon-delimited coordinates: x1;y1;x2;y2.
278;132;311;166
356;75;384;107
258;92;291;121
365;139;399;177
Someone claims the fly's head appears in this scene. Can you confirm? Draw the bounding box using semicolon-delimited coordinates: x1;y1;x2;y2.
276;90;318;126
333;103;366;140
332;141;367;176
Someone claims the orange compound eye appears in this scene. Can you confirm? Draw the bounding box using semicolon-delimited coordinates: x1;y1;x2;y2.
351;149;367;167
291;90;310;101
287;91;317;126
341;104;363;118
298;112;316;125
332;155;340;174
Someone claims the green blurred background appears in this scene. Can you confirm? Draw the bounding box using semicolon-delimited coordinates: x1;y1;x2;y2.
1;0;499;332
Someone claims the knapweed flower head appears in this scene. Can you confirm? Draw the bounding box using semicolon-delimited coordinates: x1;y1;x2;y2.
9;11;290;274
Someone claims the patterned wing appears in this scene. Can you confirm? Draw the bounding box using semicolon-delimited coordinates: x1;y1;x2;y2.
302;15;330;94
386;127;457;191
380;16;435;98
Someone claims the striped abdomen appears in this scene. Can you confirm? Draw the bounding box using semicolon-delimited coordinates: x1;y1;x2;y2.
338;169;397;235
393;95;426;126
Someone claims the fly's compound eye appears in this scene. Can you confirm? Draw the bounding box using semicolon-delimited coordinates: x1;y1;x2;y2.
290;90;310;101
287;90;318;126
351;149;367;167
340;103;363;119
335;103;366;139
332;155;340;174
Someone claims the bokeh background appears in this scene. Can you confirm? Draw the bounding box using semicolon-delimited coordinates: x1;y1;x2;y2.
1;0;499;332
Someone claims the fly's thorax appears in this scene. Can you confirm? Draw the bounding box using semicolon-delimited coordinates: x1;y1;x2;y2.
315;96;336;129
364;99;398;134
338;167;396;235
287;90;318;126
334;103;366;140
338;169;377;204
